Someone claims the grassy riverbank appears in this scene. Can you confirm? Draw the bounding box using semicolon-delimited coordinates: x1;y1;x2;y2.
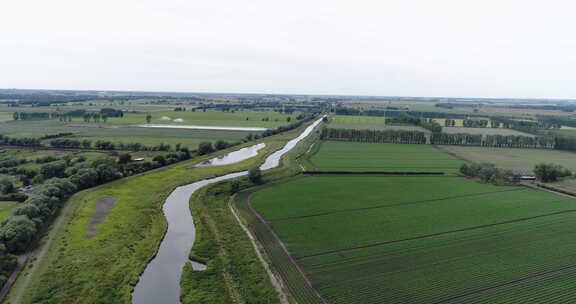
180;121;322;304
5;120;319;304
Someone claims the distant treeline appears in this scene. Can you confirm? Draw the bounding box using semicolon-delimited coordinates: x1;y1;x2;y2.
12;108;124;121
0;94;146;106
196;102;326;114
334;107;487;119
321;128;427;144
322;128;556;149
431;133;555;149
384;113;442;133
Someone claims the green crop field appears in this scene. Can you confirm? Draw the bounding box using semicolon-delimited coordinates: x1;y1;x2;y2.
437;145;576;173
329;115;429;132
249;175;576;304
0;201;18;221
306;141;462;172
442;127;534;136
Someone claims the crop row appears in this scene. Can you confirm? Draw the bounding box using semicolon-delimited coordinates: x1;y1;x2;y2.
299;212;576;304
232;191;324;304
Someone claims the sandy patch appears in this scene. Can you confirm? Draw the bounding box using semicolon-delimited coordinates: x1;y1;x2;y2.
86;197;117;239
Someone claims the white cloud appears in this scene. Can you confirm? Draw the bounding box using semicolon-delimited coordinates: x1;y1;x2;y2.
2;0;576;98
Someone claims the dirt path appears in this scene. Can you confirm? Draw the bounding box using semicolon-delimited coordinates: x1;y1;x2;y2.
228;197;289;304
85;197;116;239
522;182;576;200
246;193;330;304
0;254;30;302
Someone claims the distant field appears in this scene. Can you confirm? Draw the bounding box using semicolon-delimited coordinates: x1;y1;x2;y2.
251;175;576;304
432;118;464;127
0;112;12;122
0;120;254;149
307;141;462;172
437;145;576;173
108;110;297;128
550;129;576;137
442;127;534;136
330;115;386;125
329;115;429;132
0;201;18;221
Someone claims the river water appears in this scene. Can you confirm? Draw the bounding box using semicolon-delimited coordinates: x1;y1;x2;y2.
193;143;266;168
131;117;324;304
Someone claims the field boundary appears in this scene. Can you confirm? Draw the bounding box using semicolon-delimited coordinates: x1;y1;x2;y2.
228;197;290;304
245;192;330;304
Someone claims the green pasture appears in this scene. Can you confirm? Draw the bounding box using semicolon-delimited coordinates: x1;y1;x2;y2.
307;141;462;172
329;114;429;132
0;112;13;122
437;145;576;173
330;115;387;125
0;201;18;221
432;118;464;127
0;120;254;149
107;109;297;128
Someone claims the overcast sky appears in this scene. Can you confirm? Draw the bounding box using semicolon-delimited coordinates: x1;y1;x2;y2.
2;0;576;98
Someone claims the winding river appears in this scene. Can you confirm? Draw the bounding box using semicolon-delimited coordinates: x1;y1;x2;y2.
132;117;324;304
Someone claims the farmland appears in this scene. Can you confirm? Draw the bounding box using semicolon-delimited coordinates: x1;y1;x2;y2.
106;109;298;128
232;138;576;304
328;115;429;132
0;110;303;149
437;145;576;173
249;173;576;304
306;141;462;172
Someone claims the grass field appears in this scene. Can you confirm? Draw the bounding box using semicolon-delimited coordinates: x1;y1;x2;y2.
107;110;297;128
437;145;576;173
250;175;576;304
442;127;534;136
432;118;464;127
0;110;301;149
6;121;314;304
0;201;18;221
0;120;254;149
329;115;429;132
306;141;462;172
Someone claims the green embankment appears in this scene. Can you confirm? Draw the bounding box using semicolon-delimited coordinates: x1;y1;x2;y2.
7;121;319;304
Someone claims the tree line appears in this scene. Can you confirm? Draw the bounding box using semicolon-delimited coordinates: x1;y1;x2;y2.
430;133;555;149
321;128;427;144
